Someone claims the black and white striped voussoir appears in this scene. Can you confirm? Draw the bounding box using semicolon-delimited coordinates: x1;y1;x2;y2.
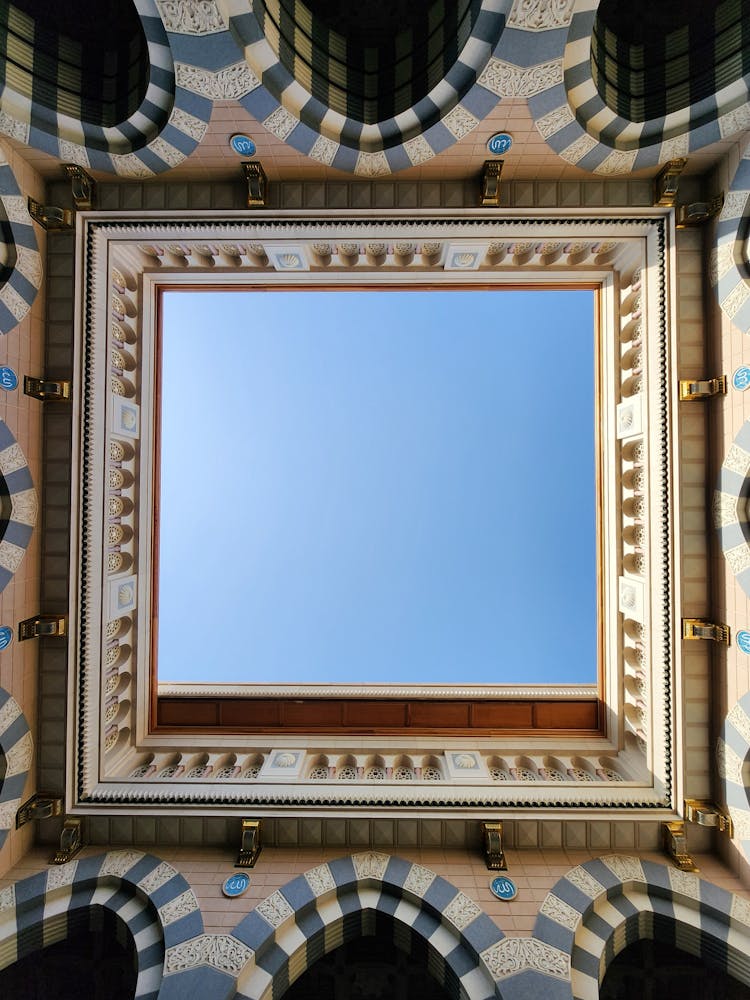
712;136;750;336
0;419;37;595
0;156;41;336
0;687;32;851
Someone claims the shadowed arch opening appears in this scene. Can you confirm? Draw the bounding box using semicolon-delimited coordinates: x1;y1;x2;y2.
0;905;138;1000
591;0;750;123
600;938;750;999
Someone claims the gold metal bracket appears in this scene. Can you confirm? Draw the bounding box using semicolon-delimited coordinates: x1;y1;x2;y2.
682;618;730;644
51;817;84;865
662;821;699;872
27;197;73;231
23;375;72;402
18;615;67;641
678;375;726;400
63;163;96;210
480;821;507;870
235;819;262;868
653;158;687;207
684;799;734;837
480;160;503;207
676;194;724;228
16;793;63;828
242;162;267;208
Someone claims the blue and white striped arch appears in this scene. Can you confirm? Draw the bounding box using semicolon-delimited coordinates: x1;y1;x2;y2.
0;420;37;594
710;136;750;335
526;2;750;175
534;855;750;999
0;688;32;851
0;153;40;335
713;418;750;597
718;691;750;864
0;0;210;178
0;851;203;1000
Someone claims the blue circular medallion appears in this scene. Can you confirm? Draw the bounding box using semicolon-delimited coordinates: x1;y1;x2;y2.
0;626;12;651
733;366;750;391
229;134;257;157
222;872;251;897
0;366;18;391
737;630;750;655
487;132;513;155
490;875;518;901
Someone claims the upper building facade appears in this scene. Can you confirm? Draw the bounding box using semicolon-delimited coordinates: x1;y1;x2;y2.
0;0;750;996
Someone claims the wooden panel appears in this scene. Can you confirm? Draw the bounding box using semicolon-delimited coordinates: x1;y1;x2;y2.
342;701;408;727
282;700;344;727
408;701;471;728
533;701;599;730
158;699;219;727
471;702;534;728
220;700;281;727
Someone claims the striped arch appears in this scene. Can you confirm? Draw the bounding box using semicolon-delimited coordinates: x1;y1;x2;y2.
229;852;523;1000
0;688;31;850
710;136;750;334
0;0;211;177
0;420;37;594
534;855;750;1000
0;851;203;1000
713;418;750;597
718;690;750;862
0;152;41;335
526;2;750;175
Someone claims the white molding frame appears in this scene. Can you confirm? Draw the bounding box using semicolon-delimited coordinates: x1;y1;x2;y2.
67;209;680;816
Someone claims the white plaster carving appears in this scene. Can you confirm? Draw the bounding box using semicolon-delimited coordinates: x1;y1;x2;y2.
443;891;482;930
731;893;750;927
718;103;750;139
723;444;750;478
0;885;15;911
443;105;479;141
720;190;750;222
724;542;750;575
404;135;434;166
0;541;25;573
156;0;227;33
0;284;27;322
138;861;179;895
729;807;750;839
149;137;185;168
711;242;737;287
564;866;605;899
111;154;154;179
160;888;200;925
722;279;750;319
352;852;390;880
0;196;29;226
667;867;701;900
559;133;598;165
355;151;390;177
728;702;750;744
539;892;579;930
11;488;38;528
712;490;739;528
263;107;298;141
169;107;209;142
0;696;22;737
100;850;143;878
309;135;338;166
0;111;29;144
0;443;26;476
601;856;645;883
507;0;575;30
255;890;294;927
595;149;638;176
14;246;42;288
58;140;90;167
535;105;574;139
304;863;335;897
658;134;689;162
176;61;261;100
481;937;571;980
0;798;20;830
479;58;563;98
165;934;254;974
47;861;79;891
403;864;436;897
4;730;32;777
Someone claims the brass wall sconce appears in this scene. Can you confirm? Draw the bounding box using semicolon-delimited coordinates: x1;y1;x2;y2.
480;160;503;207
242;161;268;208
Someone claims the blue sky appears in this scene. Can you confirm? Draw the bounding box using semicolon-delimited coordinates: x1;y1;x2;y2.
158;288;596;685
